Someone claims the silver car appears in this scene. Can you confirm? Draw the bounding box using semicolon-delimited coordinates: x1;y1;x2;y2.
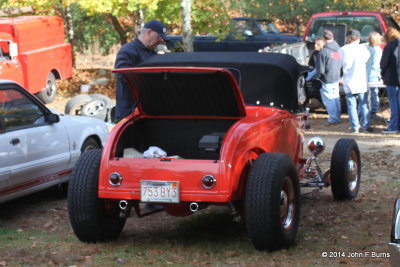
389;196;400;266
0;80;109;203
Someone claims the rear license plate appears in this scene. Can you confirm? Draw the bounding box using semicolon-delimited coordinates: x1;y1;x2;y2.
140;181;180;203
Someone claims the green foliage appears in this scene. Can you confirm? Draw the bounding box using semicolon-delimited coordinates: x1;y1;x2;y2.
230;0;382;27
151;0;181;26
153;0;231;36
70;3;119;54
0;0;398;54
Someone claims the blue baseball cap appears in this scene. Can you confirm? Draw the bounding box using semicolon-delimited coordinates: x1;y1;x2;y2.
144;20;170;41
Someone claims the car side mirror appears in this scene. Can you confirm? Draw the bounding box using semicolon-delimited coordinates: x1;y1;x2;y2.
47;113;60;123
9;42;18;58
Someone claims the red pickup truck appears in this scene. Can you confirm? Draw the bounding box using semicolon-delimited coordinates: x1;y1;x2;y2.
302;11;400;105
303;11;400;53
0;16;72;103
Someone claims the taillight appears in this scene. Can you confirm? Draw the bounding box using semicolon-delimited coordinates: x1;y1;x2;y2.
202;175;216;189
109;172;122;186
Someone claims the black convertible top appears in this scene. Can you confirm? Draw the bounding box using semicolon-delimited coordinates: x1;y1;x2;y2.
139;52;306;112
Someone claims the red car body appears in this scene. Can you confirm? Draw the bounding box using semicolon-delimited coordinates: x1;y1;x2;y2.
99;54;305;208
0;16;73;103
68;52;361;250
99;103;304;204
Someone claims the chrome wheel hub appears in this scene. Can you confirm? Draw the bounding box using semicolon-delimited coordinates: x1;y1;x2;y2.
281;176;295;229
347;154;358;192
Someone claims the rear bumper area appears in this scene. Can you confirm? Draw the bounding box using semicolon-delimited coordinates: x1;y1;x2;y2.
98;158;232;202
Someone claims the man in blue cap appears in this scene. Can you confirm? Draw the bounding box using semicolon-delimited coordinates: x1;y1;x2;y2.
114;19;170;122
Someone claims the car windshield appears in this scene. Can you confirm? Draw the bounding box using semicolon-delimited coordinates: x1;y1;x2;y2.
258;21;280;34
307;15;383;44
385;15;400;31
233;20;260;35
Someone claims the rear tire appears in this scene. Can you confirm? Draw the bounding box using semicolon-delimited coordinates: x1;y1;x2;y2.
37;72;57;104
245;153;300;251
68;150;126;242
330;138;361;200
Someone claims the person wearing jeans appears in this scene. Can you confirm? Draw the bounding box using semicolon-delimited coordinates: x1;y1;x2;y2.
340;30;372;133
314;30;342;125
366;32;383;118
320;82;341;123
385;85;400;133
346;92;370;131
380;28;400;134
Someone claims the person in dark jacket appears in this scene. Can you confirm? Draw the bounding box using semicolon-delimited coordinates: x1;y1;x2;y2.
380;28;400;133
114;20;169;122
315;30;342;125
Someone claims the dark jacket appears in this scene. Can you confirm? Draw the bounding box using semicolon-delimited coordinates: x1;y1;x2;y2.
308;50;319;68
380;39;400;86
114;39;156;121
315;41;341;83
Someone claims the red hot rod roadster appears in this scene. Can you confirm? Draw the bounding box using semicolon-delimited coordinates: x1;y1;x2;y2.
67;52;361;250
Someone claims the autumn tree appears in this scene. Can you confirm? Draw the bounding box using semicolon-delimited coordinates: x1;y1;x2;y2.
77;0;162;45
181;0;193;52
230;0;383;32
1;0;398;53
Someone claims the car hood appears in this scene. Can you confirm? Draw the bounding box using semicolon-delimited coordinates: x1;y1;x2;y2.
114;67;246;117
279;34;301;42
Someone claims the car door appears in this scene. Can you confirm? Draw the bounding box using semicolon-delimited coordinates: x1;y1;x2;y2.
0;41;24;86
0;117;11;190
0;84;70;196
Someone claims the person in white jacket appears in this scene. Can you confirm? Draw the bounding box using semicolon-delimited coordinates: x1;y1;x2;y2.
340;30;372;133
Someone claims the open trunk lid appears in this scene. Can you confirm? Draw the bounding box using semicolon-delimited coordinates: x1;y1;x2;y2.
113;67;246;117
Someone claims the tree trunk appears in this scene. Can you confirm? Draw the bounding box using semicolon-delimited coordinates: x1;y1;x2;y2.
57;2;75;68
64;5;76;68
181;0;193;52
107;14;128;45
131;9;145;38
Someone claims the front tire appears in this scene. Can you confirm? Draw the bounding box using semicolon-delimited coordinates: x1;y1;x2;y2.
68;150;126;242
245;153;300;251
80;137;100;154
330;138;361;200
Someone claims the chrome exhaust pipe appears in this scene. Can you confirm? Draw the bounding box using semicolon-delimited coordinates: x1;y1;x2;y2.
190;202;209;212
119;200;129;210
190;202;199;212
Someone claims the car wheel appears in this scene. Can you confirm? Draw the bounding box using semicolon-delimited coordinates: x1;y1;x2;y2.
90;94;114;122
68;150;126;242
81;137;100;154
90;94;114;107
81;99;108;121
330;138;361;200
245;153;300;251
36;72;57;104
64;94;92;115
